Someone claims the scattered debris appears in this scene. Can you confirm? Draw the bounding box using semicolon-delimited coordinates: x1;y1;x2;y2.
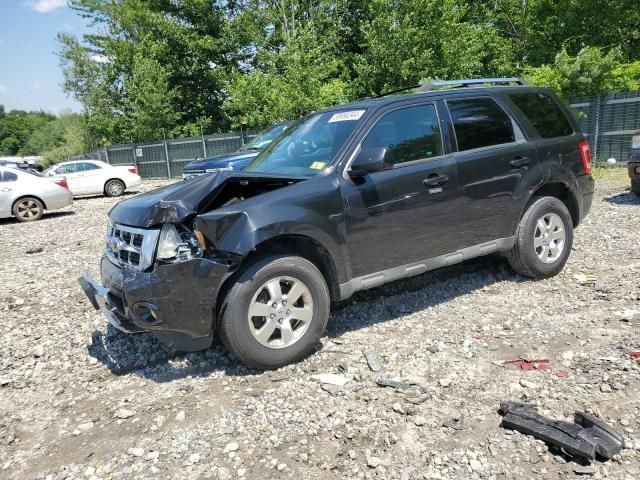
364;351;384;372
310;373;350;387
442;415;464;431
504;358;568;377
630;352;640;359
499;401;624;462
574;273;598;285
375;378;411;390
25;246;43;254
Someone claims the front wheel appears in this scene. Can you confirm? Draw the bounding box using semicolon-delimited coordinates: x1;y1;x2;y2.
508;196;574;279
632;180;640;197
219;255;330;369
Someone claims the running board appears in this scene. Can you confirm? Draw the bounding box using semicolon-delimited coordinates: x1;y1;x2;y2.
338;237;515;299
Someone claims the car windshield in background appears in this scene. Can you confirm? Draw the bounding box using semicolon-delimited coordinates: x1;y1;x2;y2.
242;123;290;151
244;110;366;176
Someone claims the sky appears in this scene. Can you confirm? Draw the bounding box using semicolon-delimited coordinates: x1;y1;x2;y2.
0;0;91;114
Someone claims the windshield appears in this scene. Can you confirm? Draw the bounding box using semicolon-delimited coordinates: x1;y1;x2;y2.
244;109;365;176
242;122;291;151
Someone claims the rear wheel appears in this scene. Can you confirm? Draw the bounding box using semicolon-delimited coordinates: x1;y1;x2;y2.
12;197;44;222
105;179;125;197
508;196;574;279
219;255;330;369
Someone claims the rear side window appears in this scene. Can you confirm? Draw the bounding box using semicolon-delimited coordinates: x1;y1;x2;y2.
1;171;18;182
361;104;443;165
78;162;101;171
448;98;515;151
510;93;574;138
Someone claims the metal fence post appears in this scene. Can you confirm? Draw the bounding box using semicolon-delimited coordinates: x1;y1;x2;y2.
163;140;172;178
104;147;110;165
593;97;601;161
201;125;207;158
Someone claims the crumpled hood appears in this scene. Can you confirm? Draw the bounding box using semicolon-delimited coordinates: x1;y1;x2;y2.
108;172;305;228
183;150;258;171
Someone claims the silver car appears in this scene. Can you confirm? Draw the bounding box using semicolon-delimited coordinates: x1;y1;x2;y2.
0;167;73;222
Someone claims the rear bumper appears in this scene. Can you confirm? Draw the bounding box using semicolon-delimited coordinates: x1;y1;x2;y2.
126;175;143;189
46;189;73;211
577;173;595;222
79;256;231;351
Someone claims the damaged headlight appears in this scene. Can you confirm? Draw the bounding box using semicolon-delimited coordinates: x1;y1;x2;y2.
156;224;203;263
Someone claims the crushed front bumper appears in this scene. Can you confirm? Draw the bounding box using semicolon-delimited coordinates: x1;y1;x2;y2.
79;256;231;351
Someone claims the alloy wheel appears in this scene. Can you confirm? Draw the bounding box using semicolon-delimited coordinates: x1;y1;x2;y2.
534;212;566;263
16;199;41;220
247;276;314;349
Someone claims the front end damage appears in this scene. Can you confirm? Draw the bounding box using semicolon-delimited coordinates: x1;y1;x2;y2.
78;172;305;351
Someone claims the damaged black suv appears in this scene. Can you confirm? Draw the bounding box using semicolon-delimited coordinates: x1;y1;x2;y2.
80;78;594;369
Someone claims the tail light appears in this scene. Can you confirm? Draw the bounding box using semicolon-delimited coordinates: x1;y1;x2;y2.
632;133;640;149
128;167;137;174
55;179;69;189
578;141;592;174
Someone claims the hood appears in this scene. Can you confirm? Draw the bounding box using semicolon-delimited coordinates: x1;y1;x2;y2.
183;150;259;170
109;171;306;228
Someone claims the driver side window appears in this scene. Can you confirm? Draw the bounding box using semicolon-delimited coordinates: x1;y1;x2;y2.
362;104;443;165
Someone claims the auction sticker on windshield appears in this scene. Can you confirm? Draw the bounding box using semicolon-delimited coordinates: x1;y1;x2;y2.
328;110;365;123
309;161;327;170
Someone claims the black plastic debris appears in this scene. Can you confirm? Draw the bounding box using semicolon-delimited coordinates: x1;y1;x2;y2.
499;401;624;462
25;246;43;254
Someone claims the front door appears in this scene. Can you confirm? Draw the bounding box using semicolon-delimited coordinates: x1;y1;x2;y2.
0;169;17;217
342;102;462;278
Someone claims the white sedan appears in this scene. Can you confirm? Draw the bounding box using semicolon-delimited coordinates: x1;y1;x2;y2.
44;160;142;197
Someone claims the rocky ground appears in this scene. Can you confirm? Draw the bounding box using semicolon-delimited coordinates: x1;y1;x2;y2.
0;176;639;480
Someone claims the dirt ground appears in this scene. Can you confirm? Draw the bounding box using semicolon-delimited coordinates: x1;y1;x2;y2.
0;176;638;480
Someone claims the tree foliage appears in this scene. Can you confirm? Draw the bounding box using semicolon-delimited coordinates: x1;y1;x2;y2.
56;0;640;144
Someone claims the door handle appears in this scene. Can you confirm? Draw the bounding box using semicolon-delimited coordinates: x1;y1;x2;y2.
0;187;12;192
510;156;530;168
423;174;449;187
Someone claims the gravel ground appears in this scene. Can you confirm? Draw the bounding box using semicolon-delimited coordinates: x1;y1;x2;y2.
1;178;639;480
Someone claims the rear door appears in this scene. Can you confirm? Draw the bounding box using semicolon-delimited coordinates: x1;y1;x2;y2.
342;101;463;277
77;162;106;194
445;95;540;246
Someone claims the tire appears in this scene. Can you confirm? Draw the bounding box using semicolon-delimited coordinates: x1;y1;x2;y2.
632;180;640;197
508;196;574;279
219;255;330;369
104;179;125;197
12;197;44;222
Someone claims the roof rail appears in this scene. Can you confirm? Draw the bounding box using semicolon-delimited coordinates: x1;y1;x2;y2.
418;77;527;92
373;77;527;99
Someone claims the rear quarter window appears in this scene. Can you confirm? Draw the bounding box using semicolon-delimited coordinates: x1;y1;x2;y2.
510;93;574;138
447;97;515;151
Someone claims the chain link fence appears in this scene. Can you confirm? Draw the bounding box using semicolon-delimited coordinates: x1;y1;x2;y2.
569;91;640;165
78;130;256;178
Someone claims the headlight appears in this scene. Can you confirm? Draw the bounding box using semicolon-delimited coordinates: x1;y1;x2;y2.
156;224;203;263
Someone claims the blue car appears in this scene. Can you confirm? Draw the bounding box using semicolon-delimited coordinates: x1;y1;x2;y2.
182;122;291;179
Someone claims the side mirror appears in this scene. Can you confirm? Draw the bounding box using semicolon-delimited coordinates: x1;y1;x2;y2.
348;147;388;178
